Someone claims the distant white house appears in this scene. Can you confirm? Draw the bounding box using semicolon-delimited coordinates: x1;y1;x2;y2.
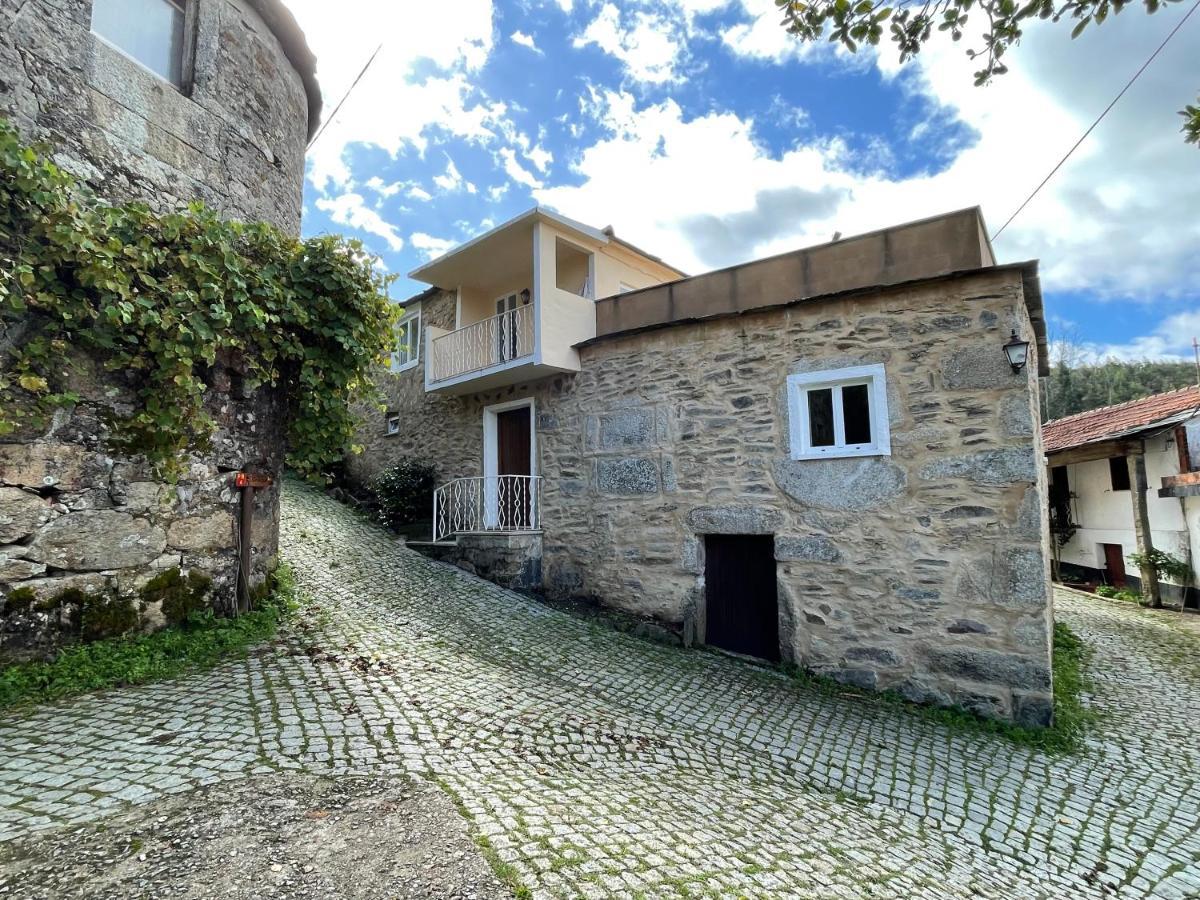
1043;386;1200;608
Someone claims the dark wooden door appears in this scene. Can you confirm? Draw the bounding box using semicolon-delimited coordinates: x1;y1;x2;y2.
496;407;531;527
704;535;779;662
1103;543;1126;587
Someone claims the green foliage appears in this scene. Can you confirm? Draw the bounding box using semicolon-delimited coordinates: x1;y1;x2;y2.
1042;359;1199;421
1129;548;1193;583
1095;584;1143;602
774;0;1197;146
1184;97;1200;146
0;118;397;475
372;459;439;529
140;568;214;627
0;565;298;710
79;593;139;641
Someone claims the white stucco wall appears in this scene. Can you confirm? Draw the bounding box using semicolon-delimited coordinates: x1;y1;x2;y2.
1056;433;1194;584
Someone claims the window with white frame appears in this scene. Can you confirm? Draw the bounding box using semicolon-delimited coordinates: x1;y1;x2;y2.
385;413;401;436
786;365;891;460
391;308;421;373
92;0;188;87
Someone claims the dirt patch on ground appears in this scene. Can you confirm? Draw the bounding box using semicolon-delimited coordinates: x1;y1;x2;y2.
0;773;508;899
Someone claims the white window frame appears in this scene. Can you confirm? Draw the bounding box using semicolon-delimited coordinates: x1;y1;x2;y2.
786;364;891;461
391;307;421;373
385;413;401;436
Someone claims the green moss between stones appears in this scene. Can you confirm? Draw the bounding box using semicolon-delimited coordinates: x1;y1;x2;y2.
80;593;139;641
39;587;85;613
140;568;213;627
3;587;37;611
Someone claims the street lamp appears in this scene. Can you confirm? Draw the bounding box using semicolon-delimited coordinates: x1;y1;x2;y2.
1002;330;1031;374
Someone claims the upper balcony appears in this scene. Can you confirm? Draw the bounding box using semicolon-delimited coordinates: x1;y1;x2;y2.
409;208;684;395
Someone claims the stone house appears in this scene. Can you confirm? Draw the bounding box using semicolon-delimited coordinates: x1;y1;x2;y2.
1044;386;1200;608
0;0;319;659
351;206;1057;726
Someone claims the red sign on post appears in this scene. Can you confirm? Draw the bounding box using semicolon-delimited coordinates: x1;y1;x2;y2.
235;472;274;489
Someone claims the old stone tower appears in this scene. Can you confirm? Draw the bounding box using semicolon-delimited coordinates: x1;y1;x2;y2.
0;0;320;659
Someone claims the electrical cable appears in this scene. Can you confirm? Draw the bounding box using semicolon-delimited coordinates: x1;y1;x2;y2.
991;0;1200;241
307;43;385;151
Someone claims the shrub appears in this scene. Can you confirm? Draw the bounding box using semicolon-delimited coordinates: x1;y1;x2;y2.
372;460;439;529
1128;549;1193;584
1095;585;1143;603
0;117;396;477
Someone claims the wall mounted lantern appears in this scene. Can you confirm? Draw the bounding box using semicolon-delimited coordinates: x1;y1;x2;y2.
1002;330;1031;373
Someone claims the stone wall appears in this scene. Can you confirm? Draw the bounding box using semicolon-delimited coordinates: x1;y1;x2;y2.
0;0;311;232
353;270;1053;725
1;351;286;662
0;0;311;658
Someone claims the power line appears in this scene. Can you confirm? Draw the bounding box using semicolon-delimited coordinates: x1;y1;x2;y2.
307;43;385;151
991;0;1200;241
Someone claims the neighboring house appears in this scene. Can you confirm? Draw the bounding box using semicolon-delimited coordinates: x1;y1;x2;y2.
1043;387;1200;608
352;205;1057;727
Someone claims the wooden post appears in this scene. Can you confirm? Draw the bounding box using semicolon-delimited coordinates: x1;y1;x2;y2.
1126;446;1162;608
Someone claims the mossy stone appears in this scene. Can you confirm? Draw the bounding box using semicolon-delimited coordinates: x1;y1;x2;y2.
3;587;38;612
140;567;213;626
80;593;138;641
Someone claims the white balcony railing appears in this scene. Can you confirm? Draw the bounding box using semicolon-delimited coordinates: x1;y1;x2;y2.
433;475;543;542
429;304;535;383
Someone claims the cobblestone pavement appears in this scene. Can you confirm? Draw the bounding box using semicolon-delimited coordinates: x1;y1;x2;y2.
2;484;1200;898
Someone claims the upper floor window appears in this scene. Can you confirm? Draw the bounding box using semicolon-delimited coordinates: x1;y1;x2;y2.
91;0;187;87
1109;457;1131;491
787;364;891;460
391;308;421;373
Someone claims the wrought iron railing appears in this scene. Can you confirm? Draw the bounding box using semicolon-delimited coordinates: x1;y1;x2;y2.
433;475;542;542
429;304;535;383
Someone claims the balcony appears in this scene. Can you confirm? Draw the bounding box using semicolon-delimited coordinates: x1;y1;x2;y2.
411;207;684;395
428;304;535;384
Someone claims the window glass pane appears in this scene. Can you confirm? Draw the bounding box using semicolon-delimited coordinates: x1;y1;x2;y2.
842;383;872;445
396;318;419;365
92;0;185;85
807;388;835;447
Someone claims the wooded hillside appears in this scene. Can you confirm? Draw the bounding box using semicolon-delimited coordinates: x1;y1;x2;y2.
1041;361;1198;422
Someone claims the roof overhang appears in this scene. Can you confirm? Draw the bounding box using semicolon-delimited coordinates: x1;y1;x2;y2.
409;207;612;288
1046;408;1200;459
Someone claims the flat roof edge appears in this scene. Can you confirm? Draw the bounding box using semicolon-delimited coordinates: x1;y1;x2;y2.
577;261;1044;352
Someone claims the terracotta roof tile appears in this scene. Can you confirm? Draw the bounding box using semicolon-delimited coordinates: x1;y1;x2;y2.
1043;385;1200;454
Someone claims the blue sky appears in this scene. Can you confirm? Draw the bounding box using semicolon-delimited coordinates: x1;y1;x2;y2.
290;0;1200;363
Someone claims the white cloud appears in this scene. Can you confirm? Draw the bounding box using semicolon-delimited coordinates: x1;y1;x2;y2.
499;147;543;190
511;30;543;53
364;176;402;198
527;144;554;173
573;3;684;84
410;232;458;260
540;14;1200;305
315;193;405;251
408;185;434;202
432;158;478;194
1068;311;1200;363
287;0;499;193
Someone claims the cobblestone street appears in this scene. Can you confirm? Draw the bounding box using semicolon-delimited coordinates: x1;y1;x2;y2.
2;483;1200;898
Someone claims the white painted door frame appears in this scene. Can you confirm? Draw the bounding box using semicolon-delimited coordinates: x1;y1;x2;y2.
482;397;538;528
